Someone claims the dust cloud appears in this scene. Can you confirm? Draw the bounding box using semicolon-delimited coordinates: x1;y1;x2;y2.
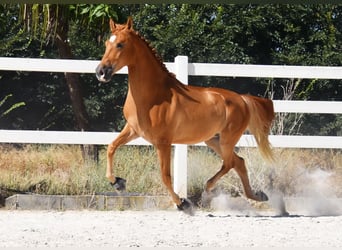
286;168;342;216
210;194;259;216
209;168;342;217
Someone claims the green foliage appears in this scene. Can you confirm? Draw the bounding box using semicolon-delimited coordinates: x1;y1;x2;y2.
74;4;118;25
0;94;25;119
129;4;342;66
0;5;32;57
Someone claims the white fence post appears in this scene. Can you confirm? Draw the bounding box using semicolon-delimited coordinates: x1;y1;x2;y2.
173;56;188;198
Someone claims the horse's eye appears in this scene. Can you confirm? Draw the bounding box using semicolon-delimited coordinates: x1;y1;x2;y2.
116;43;123;49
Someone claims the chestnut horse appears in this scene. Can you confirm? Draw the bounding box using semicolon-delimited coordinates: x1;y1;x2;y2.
96;17;275;214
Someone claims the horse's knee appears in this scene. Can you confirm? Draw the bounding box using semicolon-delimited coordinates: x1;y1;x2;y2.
107;144;115;156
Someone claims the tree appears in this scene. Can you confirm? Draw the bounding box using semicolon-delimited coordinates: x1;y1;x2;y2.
19;4;121;163
0;4;127;132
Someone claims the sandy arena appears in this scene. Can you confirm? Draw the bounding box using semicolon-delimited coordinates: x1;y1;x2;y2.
1;168;342;248
1;203;342;248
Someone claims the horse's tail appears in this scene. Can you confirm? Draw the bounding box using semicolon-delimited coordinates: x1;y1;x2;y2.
241;94;275;162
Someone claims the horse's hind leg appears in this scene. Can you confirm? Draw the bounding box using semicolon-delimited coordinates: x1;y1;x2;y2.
232;153;268;201
204;136;268;203
202;140;239;208
204;136;234;192
202;138;235;206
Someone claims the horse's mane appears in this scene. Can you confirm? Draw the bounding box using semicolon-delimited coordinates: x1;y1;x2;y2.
112;22;176;78
133;30;176;78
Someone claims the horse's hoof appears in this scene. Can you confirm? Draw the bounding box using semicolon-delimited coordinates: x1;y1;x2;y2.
110;177;126;191
255;190;268;201
177;198;195;216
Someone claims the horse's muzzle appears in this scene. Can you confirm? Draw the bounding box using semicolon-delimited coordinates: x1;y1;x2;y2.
96;64;113;83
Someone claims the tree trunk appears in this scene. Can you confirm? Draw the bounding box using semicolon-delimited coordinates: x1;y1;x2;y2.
54;9;98;164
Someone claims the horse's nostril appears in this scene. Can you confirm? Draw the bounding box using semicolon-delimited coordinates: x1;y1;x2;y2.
96;64;113;82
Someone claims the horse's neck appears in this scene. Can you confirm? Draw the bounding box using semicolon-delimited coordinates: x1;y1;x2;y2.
128;69;171;106
126;47;173;103
128;64;165;85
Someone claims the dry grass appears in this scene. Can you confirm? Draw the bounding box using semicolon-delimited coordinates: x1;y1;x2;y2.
0;144;166;196
0;144;105;195
1;144;341;203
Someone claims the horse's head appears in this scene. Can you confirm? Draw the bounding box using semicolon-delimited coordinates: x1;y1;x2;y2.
96;17;135;83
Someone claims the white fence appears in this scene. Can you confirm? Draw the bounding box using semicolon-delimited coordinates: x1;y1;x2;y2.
0;56;342;197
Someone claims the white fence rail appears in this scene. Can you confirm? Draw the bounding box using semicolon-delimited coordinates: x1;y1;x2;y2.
1;56;341;197
1;57;342;79
0;130;341;149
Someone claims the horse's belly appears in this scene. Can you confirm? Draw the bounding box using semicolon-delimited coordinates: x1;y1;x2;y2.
171;114;225;144
171;101;227;144
171;127;218;144
129;118;219;145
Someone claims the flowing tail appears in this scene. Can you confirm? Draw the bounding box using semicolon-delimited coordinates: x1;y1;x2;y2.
241;95;275;162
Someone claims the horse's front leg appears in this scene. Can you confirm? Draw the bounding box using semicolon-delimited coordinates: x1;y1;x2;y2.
107;123;138;190
155;143;194;215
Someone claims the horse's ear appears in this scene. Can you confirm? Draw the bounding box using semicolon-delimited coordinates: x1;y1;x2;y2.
109;18;116;33
126;16;133;30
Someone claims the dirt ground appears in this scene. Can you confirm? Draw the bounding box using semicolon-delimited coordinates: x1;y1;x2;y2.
1;206;342;247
